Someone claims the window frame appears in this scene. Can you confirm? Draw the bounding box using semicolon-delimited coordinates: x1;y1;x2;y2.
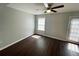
66;16;79;42
37;17;45;31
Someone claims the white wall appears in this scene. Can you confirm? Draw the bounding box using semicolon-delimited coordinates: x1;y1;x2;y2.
35;12;79;41
0;6;35;50
45;13;69;40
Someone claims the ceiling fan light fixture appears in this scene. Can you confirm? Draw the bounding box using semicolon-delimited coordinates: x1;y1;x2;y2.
47;10;51;13
44;3;64;14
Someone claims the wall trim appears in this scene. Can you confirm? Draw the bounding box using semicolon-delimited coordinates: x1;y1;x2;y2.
35;33;79;45
0;33;78;51
0;34;33;51
45;34;79;44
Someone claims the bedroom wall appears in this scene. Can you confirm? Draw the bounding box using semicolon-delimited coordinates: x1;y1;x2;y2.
35;12;79;41
0;6;35;50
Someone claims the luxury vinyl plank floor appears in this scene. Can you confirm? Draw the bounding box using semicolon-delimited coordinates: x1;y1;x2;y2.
0;35;79;56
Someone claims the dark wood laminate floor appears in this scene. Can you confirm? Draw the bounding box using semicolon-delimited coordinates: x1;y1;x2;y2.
0;35;79;56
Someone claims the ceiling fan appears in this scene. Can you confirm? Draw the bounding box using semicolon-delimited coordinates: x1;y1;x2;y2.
44;3;64;13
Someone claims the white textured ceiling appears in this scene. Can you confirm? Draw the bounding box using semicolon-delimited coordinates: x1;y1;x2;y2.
3;3;79;15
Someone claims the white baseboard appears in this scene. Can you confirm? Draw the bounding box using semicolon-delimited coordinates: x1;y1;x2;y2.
45;35;79;44
0;34;33;51
37;33;79;44
42;34;68;41
36;32;68;42
0;33;78;51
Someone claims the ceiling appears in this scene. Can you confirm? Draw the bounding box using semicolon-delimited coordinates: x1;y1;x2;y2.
1;3;79;15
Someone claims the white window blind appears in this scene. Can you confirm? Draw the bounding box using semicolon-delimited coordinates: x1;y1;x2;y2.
69;18;79;42
37;17;45;31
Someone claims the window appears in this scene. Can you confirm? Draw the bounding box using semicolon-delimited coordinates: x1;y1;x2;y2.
37;17;45;31
69;18;79;42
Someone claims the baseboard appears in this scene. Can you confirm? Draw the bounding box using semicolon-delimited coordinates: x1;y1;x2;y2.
1;33;78;51
35;33;67;40
45;34;79;44
45;34;68;41
0;34;33;51
35;33;79;45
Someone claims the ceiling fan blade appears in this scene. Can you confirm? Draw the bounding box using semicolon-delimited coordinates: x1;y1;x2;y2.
52;5;64;9
51;10;57;12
